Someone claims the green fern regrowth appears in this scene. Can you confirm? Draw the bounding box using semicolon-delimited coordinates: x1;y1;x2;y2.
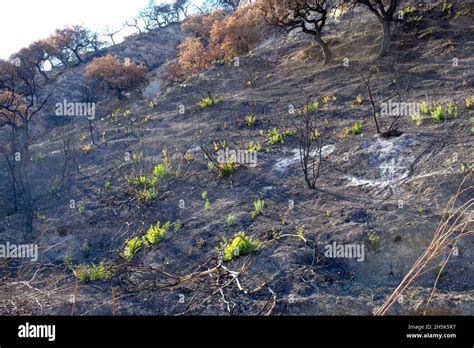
351;121;363;135
300;100;319;114
120;237;143;261
410;113;422;126
420;100;430;114
143;221;171;246
226;214;235;226
245;114;256;127
218;162;237;177
430;106;445;123
368;233;380;252
73;262;112;283
223;232;261;261
251;199;265;219
446;100;458;117
246;141;262;153
199;96;221;108
136;188;158;203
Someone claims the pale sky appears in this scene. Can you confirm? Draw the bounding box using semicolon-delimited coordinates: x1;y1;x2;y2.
0;0;202;59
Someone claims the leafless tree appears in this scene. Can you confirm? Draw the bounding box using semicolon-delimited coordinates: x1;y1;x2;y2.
263;0;339;65
125;17;144;35
0;58;51;237
295;98;327;189
103;26;122;46
80;84;98;145
361;65;381;134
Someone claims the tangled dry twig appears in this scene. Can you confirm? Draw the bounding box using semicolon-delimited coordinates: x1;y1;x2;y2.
376;173;473;316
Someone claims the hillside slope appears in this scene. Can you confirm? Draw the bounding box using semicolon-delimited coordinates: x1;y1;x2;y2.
0;4;473;316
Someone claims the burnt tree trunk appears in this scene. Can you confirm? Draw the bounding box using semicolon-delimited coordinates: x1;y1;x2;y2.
314;35;332;65
379;18;392;56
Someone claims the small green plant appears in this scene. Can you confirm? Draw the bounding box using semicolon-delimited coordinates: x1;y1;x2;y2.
471;117;474;134
152;163;169;180
78;205;85;214
355;94;363;105
300;100;319;114
201;189;211;209
217;162;237;177
322;95;337;103
196;238;205;249
410;113;422;126
466;96;474;109
136;188;158;203
222;232;261;262
402;4;416;16
251;199;265;219
184;152;193;162
105;181;111;190
410;15;423;23
446;100;458;117
132;152;143;163
244;79;255;88
311;129;321;139
368;233;380;252
336;127;350;140
148;100;158;109
111;108;121;123
120;237;143;261
143;221;171;246
73;262;112;283
213;141;220;152
430;105;445;123
226;214;235;226
80;239;90;258
81;143;92;155
128;175;148;188
199;95;221;108
296;226;305;242
351;121;363;135
266;128;294;145
267;128;281;145
420;100;430;114
246;140;262;153
454;3;470;18
440;1;453;14
245;114;256;127
63;254;73;270
173;220;182;232
207;161;215;171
